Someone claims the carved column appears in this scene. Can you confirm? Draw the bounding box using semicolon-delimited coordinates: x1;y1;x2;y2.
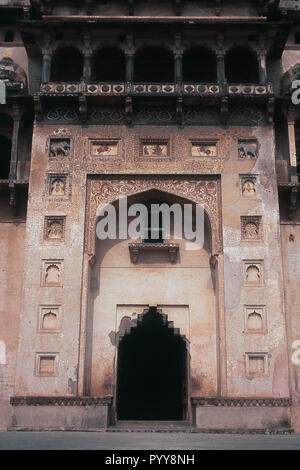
42;52;52;83
216;34;226;86
174;52;183;84
9;105;21;181
258;51;267;84
83;53;92;82
174;34;183;87
217;51;226;84
125;35;135;84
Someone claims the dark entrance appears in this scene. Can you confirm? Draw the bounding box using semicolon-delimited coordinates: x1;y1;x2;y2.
117;307;187;421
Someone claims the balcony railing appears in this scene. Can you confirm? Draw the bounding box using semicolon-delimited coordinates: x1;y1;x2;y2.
39;81;273;98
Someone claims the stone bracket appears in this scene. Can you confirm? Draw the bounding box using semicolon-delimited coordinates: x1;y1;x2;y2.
33;95;43;121
129;242;179;264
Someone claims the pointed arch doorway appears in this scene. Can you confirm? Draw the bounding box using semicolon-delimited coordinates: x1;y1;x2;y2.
116;307;188;421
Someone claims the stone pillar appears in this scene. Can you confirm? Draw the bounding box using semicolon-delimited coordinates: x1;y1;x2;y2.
126;53;134;83
258;51;267;84
174;52;183;84
217;52;225;84
83;53;92;82
9;107;21;181
42;52;52;83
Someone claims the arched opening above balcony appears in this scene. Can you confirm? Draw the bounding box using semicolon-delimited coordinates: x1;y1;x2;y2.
134;46;174;83
92;47;126;82
225;47;259;84
183;47;217;83
50;46;83;82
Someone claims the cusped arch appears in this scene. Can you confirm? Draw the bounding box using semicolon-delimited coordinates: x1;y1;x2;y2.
86;177;222;257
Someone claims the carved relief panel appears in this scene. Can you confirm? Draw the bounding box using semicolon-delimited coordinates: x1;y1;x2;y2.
241;216;262;241
44;216;66;242
245;352;269;378
241;175;258;198
190;140;218;158
238;139;258;159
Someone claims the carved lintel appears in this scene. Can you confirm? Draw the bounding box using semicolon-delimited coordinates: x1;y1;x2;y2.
220;97;229;125
33;95;43;121
267;96;275;124
125;96;133;126
79;95;88;122
289;187;298;221
8;181;17;215
210;254;219;268
88;253;97;268
176;97;183;127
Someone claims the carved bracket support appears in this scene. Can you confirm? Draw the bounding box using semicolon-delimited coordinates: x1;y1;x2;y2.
79;95;88;122
220;97;229;125
129;243;179;264
125;96;133;126
33;95;43;121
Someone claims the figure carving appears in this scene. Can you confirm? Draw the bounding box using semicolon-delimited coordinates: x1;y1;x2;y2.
0;57;27;92
50;178;66;196
50;139;70;157
238;142;258;159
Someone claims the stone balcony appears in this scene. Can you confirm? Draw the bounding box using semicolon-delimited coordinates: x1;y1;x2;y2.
39;81;273;98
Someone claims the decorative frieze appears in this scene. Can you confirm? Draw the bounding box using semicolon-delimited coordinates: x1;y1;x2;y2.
191;397;291;407
10;396;113;406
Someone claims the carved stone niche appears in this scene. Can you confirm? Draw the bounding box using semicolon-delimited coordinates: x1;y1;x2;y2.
48;175;67;197
241;176;257;198
44;216;65;242
35;353;58;377
245;352;269;378
49;138;71;158
238;140;258;159
243;260;263;286
244;305;266;334
241;216;262;241
41;260;63;287
39;306;61;332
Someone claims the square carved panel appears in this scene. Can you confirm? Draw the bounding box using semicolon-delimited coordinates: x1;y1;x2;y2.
90;139;120;157
240;175;258;198
49;138;71;158
44;216;66;242
35;353;58;376
190;141;218;158
245;353;269;378
241;216;262;241
47;173;71;200
238;139;258;159
140;139;170;158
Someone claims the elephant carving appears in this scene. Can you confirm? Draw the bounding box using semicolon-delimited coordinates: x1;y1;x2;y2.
238;142;258;159
50;139;71;157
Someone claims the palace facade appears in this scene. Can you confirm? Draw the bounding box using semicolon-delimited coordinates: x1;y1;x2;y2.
1;0;300;432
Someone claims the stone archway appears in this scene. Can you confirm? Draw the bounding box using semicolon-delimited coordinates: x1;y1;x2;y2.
116;307;188;421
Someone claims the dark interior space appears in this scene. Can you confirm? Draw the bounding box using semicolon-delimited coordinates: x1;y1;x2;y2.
225;46;259;83
183;47;217;82
92;47;126;82
50;47;83;82
117;307;187;421
134;47;174;82
0;136;12;180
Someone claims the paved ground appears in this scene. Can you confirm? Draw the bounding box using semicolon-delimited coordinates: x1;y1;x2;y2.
0;431;300;450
